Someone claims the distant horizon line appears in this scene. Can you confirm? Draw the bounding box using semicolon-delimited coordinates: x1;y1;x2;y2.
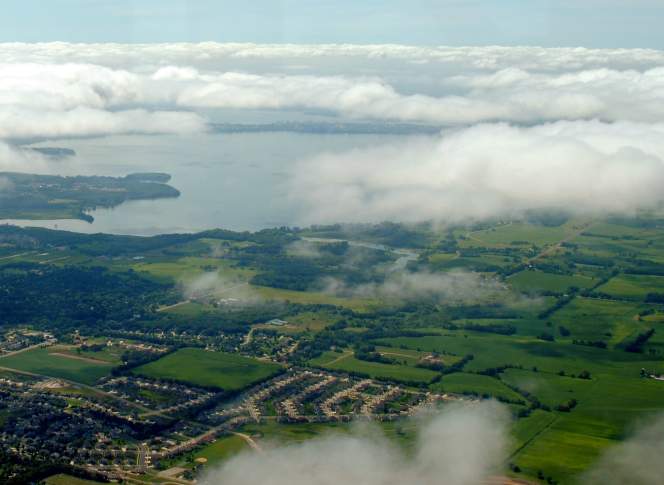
0;41;662;52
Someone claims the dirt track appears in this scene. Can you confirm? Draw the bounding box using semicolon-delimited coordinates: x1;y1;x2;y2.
50;352;112;365
232;432;263;452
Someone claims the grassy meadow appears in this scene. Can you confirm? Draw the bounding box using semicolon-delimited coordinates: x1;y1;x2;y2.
0;346;114;385
310;350;440;384
133;348;281;391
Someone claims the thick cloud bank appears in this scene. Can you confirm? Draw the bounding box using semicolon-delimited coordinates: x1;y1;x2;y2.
289;121;664;224
583;414;664;485
200;401;510;485
3;43;664;142
5;61;664;136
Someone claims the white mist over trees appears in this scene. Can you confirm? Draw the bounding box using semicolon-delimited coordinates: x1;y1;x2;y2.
200;401;511;485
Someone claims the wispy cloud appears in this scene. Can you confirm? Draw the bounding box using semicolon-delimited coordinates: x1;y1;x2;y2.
322;270;506;304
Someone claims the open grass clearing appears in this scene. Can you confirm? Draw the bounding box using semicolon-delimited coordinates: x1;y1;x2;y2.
132;256;254;285
286;310;343;332
44;474;106;485
194;434;249;467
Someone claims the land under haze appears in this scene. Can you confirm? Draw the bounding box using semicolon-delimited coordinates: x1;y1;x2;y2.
0;216;663;484
0;172;179;222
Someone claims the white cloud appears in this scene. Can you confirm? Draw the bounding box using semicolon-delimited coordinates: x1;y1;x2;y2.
0;142;49;172
285;240;323;258
0;62;205;140
200;401;510;485
181;272;260;305
0;107;205;141
288;120;664;224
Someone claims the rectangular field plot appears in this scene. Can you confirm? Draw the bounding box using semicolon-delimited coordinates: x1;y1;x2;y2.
597;274;664;300
512;374;664;483
549;297;644;344
377;334;664;379
463;222;573;248
515;426;614;483
133;348;281;391
309;350;439;384
430;372;524;402
500;368;593;408
0;346;114;385
508;270;596;293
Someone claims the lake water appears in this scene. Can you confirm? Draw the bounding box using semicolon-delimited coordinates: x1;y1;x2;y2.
3;131;407;236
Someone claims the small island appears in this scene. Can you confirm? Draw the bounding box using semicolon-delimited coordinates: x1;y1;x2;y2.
0;172;180;222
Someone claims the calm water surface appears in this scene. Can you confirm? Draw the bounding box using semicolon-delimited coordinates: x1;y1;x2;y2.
3;131;407;236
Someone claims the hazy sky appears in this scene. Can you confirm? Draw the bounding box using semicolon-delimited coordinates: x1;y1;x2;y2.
2;0;664;48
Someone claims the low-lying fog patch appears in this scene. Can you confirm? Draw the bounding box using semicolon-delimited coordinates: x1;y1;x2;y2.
200;401;511;485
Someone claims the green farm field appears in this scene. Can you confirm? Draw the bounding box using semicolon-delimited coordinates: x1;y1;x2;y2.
376;331;664;483
508;270;596;293
549;297;645;345
597;274;664;300
377;333;664;378
133;348;281;391
431;372;524;402
44;474;107;485
463;222;578;248
0;346;114;385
